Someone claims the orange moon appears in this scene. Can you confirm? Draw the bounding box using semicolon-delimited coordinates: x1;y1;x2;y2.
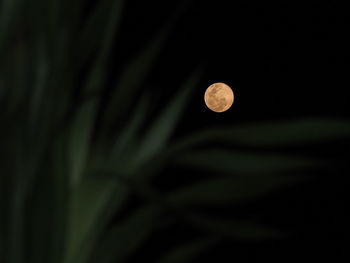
204;83;234;112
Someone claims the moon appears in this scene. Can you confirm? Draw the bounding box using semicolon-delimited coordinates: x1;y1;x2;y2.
204;82;234;112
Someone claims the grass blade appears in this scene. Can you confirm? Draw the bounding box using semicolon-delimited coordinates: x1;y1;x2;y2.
68;98;99;185
0;0;21;55
188;215;282;240
64;175;127;263
168;175;302;206
156;238;218;263
50;134;70;263
132;68;203;169
109;95;150;158
174;149;321;174
171;118;350;151
102;1;190;128
77;0;125;73
88;205;159;263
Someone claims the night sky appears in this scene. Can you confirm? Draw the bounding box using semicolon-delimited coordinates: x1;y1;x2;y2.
111;1;349;130
97;0;349;261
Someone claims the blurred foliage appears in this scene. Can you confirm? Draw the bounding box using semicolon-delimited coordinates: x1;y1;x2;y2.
0;0;350;263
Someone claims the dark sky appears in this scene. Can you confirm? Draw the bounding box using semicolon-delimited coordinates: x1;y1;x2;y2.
99;1;348;261
114;0;349;133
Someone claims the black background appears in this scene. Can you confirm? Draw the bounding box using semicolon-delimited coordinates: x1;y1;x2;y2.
117;0;349;124
94;0;349;261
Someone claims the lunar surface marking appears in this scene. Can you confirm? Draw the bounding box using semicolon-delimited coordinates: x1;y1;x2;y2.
204;83;234;112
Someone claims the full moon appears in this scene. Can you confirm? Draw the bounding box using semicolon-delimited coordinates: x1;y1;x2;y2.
204;82;234;112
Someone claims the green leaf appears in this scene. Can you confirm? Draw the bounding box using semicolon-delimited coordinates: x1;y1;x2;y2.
24;154;53;263
156;238;218;263
5;38;28;116
171;118;350;151
81;0;125;99
168;175;302;206
101;96;150;175
109;95;150;159
88;205;159;263
233;118;350;146
174;149;320;174
0;0;21;55
23;133;69;263
29;38;49;129
68;98;99;185
188;215;282;240
132;68;203;170
0;173;7;262
77;0;125;73
7;128;51;263
102;1;190;128
49;134;70;263
64;175;128;263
